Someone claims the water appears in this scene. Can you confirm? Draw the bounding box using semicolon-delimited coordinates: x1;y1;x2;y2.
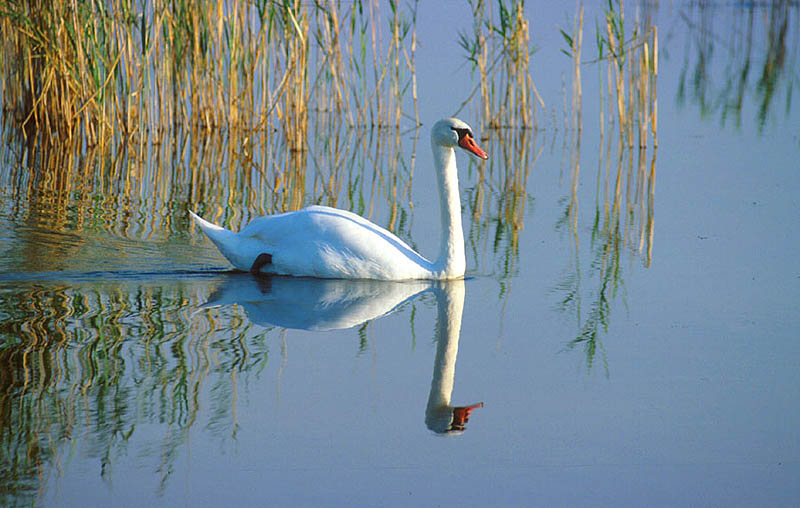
2;2;800;506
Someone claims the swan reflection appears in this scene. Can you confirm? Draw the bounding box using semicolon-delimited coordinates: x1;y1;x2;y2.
203;273;432;331
425;279;483;434
203;275;482;433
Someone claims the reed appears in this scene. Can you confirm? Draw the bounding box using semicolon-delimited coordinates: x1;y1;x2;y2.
457;0;543;282
0;0;420;148
598;0;658;148
552;1;659;373
560;3;584;135
458;0;543;130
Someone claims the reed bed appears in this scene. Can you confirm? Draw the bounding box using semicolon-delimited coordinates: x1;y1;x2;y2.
0;0;420;149
561;1;658;148
458;0;543;130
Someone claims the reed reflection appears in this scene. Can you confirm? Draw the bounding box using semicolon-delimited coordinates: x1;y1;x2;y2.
555;127;657;373
464;127;539;283
677;1;798;132
0;276;267;507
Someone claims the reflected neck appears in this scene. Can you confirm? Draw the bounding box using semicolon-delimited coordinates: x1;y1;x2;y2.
425;281;465;430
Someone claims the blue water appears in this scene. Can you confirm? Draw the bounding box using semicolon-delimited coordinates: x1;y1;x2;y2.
1;2;799;506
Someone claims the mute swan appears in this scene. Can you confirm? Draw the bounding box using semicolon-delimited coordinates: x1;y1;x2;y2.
189;118;488;280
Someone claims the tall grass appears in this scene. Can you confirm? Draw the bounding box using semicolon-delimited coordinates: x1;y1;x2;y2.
458;0;543;130
599;0;658;148
0;0;420;149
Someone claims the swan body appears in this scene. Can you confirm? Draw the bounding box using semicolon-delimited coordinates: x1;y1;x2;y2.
190;118;488;280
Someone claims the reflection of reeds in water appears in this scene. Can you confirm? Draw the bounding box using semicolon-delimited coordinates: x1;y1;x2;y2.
0;0;419;149
555;1;658;373
0;273;438;504
458;0;543;130
555;135;656;374
465;127;540;282
0;117;420;260
0;280;269;505
677;1;798;132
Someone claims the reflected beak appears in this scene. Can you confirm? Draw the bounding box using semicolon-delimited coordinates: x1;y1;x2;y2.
450;401;484;432
458;134;489;160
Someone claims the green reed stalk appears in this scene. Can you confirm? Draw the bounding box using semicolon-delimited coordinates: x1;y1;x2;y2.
459;0;540;130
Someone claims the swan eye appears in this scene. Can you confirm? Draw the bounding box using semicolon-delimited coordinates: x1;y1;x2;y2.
450;127;474;140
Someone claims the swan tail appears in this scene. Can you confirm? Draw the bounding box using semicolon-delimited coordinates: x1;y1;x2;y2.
189;211;248;270
189;211;233;243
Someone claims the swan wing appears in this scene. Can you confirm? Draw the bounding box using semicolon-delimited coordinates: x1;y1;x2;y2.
238;206;433;279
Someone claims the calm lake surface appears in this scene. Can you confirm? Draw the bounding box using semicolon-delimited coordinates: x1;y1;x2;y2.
2;2;799;506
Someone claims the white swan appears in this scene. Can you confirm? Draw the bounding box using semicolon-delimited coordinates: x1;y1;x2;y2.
189;118;488;280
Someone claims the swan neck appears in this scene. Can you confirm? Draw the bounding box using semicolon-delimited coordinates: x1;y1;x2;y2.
432;142;465;278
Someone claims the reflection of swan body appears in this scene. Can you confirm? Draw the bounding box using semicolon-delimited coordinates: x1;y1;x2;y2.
204;275;482;433
203;274;432;331
190;118;487;280
425;280;483;434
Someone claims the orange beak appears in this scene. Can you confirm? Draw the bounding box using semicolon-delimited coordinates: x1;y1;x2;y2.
450;402;484;432
458;134;489;160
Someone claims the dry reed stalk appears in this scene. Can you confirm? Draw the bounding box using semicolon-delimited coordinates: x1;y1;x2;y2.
650;26;658;147
573;5;584;135
2;0;419;151
407;22;419;125
459;0;539;131
606;22;624;143
589;1;658;150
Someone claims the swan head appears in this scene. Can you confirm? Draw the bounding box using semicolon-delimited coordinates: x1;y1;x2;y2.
432;118;488;160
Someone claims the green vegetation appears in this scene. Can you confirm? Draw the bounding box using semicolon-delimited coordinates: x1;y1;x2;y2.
0;279;268;505
457;0;543;130
0;0;420;149
554;1;658;372
677;0;797;133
